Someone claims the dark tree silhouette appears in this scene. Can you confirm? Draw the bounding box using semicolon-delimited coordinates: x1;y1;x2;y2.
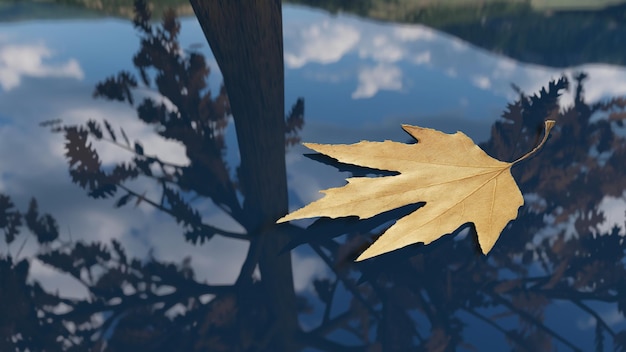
188;1;299;350
312;73;626;351
3;1;626;351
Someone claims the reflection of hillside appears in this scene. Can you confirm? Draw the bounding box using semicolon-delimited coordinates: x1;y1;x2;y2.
2;0;192;20
0;1;102;22
289;0;530;27
55;0;193;18
441;6;626;67
290;0;626;68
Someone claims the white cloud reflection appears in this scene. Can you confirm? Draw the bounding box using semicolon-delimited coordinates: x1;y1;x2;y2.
282;7;626;106
0;43;83;91
352;63;403;99
284;20;360;68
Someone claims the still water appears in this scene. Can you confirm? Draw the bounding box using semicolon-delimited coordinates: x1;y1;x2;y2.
1;1;626;351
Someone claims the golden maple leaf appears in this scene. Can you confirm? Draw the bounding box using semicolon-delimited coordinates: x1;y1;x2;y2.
278;120;555;261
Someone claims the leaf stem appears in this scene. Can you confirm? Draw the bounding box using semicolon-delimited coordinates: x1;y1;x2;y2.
512;120;556;165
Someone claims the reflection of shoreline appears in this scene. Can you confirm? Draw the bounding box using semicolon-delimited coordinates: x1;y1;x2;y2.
0;1;195;22
9;0;626;20
6;0;626;69
0;1;103;22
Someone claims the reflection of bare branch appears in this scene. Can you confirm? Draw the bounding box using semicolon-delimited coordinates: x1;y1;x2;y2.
464;307;534;351
310;243;381;321
322;280;338;324
236;236;262;286
573;300;617;338
296;329;365;352
96;135;187;169
488;292;582;352
488;274;623;306
55;281;233;321
14;235;28;261
310;310;353;337
118;184;248;241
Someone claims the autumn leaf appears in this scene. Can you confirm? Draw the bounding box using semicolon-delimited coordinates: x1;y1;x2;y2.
278;121;555;261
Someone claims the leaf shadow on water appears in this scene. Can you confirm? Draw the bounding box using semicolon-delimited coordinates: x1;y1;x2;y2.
2;1;626;352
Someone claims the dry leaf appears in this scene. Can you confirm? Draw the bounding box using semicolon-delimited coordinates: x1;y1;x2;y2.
278;121;555;261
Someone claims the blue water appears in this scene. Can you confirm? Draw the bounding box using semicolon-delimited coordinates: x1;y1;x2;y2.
2;3;626;351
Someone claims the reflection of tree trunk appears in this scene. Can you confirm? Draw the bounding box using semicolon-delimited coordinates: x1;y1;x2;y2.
189;1;298;351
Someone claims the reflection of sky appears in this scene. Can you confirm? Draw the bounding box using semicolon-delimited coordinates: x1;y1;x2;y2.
1;4;626;349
